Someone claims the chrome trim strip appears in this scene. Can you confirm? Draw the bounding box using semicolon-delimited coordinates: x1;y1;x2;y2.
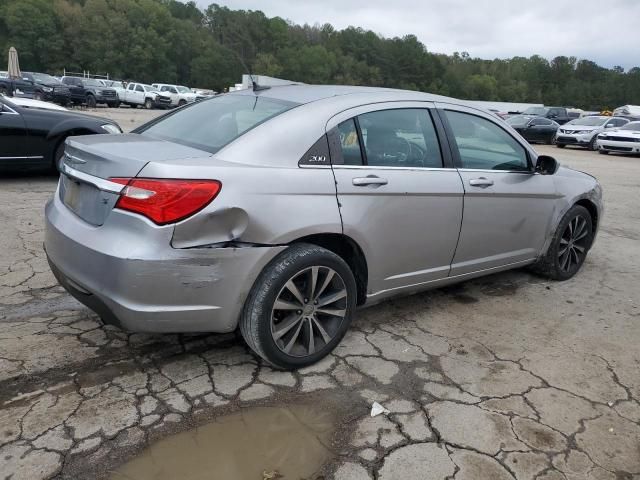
61;163;125;194
331;165;457;172
0;155;44;159
457;168;534;174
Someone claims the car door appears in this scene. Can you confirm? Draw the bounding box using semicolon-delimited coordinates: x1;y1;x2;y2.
63;77;84;101
134;84;145;103
437;104;559;276
529;118;554;142
0;99;28;161
328;103;465;298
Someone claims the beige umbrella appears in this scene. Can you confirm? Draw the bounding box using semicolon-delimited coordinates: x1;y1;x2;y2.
7;47;21;79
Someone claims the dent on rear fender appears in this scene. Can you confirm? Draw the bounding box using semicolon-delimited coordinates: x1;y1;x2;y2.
171;207;250;249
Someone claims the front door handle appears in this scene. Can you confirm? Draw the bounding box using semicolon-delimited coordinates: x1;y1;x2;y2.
469;177;494;188
352;176;388;186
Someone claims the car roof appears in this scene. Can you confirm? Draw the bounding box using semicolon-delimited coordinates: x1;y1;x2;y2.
228;84;468;107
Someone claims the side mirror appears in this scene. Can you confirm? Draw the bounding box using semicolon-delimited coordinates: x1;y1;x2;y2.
535;155;559;175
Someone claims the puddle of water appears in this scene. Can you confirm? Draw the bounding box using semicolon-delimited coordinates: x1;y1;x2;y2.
110;404;335;480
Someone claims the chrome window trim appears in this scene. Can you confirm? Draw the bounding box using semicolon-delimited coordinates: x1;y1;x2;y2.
0;155;44;159
331;165;457;172
61;163;125;194
456;168;534;174
0;104;19;115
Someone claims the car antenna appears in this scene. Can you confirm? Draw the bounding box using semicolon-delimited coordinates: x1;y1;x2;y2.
228;38;270;93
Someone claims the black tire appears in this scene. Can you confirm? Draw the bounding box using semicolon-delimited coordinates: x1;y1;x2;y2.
588;136;598;151
556;143;566;148
144;98;153;109
240;243;357;370
178;99;187;107
598;149;609;155
107;101;120;108
53;141;66;173
530;205;594;281
0;86;8;96
546;135;554;145
33;91;43;101
86;94;97;108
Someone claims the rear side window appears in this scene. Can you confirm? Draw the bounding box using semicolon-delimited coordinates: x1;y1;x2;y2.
358;109;443;168
135;84;144;92
336;119;364;165
445;110;529;171
138;95;299;154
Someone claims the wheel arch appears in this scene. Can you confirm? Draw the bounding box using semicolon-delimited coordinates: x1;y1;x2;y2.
48;128;101;165
574;198;599;230
290;233;368;306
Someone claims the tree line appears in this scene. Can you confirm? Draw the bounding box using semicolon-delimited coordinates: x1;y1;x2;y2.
1;0;639;110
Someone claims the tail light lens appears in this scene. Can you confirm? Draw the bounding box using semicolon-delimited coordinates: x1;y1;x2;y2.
110;178;221;225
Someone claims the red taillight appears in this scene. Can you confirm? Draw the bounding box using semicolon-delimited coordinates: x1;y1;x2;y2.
110;178;221;225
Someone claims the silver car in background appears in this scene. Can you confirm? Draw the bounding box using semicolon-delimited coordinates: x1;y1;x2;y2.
45;85;603;369
555;115;629;150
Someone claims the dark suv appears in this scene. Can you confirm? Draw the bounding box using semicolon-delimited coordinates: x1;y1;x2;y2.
0;72;71;106
60;76;119;108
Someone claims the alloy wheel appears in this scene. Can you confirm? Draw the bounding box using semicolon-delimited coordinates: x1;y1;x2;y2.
270;266;348;358
558;215;590;273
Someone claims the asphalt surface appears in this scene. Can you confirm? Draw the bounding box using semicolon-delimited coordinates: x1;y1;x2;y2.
0;110;639;480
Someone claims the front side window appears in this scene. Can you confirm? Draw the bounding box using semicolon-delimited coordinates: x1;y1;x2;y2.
138;95;299;154
357;109;443;168
531;118;552;126
445;110;529;171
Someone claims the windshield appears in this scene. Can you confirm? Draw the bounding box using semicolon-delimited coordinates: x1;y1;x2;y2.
522;107;548;116
566;117;608;126
82;78;102;87
506;115;531;127
30;73;60;84
177;86;191;93
138;95;300;154
621;122;640;131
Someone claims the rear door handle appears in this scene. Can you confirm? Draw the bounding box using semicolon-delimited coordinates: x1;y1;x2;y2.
469;177;494;188
352;176;388;186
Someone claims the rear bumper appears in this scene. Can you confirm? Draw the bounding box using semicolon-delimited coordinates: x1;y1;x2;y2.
44;191;285;332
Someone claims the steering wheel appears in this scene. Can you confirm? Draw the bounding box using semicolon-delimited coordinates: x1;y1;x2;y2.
382;137;412;163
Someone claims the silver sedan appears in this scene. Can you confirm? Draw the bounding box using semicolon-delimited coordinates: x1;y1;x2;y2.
45;85;603;369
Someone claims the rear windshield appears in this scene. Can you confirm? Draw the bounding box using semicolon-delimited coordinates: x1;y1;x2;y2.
138;94;300;153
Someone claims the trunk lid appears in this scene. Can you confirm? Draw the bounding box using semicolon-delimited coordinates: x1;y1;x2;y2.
60;133;212;226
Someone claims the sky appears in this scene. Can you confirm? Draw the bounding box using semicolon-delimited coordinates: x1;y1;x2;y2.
193;0;640;70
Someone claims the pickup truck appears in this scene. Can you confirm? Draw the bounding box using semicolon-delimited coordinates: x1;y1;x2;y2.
61;76;119;108
0;72;71;105
121;83;172;109
151;83;198;107
521;106;572;125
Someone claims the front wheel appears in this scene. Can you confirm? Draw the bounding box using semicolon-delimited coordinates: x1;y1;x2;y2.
86;95;97;108
531;205;594;281
588;136;598;151
33;91;43;101
240;243;357;369
144;98;153;109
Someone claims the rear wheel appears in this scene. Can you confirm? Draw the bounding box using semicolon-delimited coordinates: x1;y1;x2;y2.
598;149;609;155
531;205;594;281
556;143;566;149
240;243;357;370
546;134;555;145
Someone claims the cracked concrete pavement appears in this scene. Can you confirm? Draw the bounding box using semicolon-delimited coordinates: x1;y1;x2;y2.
1;141;639;479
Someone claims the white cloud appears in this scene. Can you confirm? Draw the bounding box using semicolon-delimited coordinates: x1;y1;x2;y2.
193;0;640;69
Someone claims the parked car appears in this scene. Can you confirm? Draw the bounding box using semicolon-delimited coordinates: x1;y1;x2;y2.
7;96;68;112
44;85;602;369
506;115;559;144
596;121;640;155
613;105;640;121
152;83;198;107
555;116;629;150
0;94;121;171
60;76;119;108
122;83;172;109
0;72;71;106
521;106;572;125
102;80;126;104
